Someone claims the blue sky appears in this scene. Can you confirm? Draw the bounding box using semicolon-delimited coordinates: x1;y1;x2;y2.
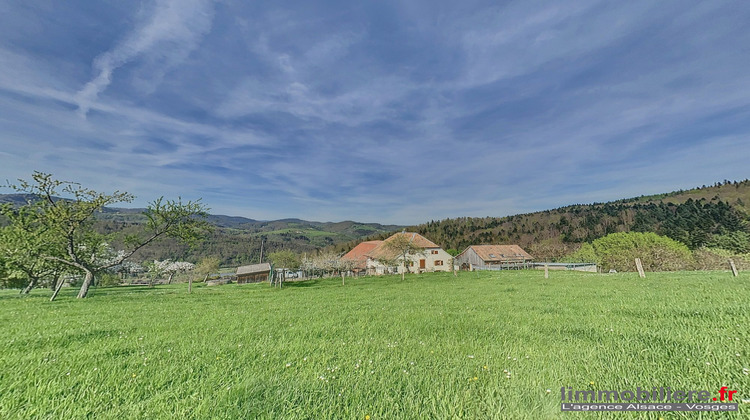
1;0;749;224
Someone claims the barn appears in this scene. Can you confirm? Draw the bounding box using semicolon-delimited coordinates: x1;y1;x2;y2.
455;245;533;270
236;263;272;284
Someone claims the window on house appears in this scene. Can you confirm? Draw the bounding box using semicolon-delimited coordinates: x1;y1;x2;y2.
435;260;443;266
431;250;439;254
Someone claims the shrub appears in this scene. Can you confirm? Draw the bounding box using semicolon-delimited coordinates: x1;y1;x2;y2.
692;247;750;271
564;243;598;264
570;232;692;272
97;272;122;287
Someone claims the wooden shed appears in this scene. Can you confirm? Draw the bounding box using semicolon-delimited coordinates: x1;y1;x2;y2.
455;245;533;270
236;263;272;284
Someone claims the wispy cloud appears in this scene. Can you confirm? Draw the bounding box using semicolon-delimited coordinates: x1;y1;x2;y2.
1;0;749;224
75;0;214;116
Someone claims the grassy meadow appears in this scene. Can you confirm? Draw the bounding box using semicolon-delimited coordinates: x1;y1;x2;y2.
1;270;748;419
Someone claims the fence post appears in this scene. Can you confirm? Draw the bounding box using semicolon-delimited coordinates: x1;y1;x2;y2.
635;258;645;278
729;259;739;277
544;264;549;279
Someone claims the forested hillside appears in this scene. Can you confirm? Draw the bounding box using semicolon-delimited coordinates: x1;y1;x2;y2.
5;180;749;265
333;180;750;261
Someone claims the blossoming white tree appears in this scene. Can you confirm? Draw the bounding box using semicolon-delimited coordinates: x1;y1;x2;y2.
6;172;211;300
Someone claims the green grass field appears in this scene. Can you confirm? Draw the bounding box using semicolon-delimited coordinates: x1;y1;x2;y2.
1;271;748;419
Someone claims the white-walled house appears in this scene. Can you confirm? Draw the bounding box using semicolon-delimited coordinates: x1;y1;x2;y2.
347;232;453;275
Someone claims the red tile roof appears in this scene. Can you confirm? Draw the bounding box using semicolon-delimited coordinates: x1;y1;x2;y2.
383;232;440;248
368;232;441;260
341;240;383;269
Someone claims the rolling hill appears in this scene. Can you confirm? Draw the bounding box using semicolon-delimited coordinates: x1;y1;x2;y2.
0;193;404;265
396;179;750;260
328;179;750;260
4;179;750;264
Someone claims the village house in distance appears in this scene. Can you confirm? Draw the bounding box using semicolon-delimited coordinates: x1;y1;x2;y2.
342;232;454;275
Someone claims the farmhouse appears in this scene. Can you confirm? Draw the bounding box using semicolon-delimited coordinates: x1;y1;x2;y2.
236;263;272;284
361;232;453;275
341;240;383;273
455;245;533;270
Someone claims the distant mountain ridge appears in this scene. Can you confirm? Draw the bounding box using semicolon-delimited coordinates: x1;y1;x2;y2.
0;193;404;265
0;193;397;229
4;179;750;265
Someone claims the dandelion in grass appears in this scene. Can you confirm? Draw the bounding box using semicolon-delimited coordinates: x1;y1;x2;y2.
365;415;371;420
589;381;595;386
546;389;551;394
285;363;292;368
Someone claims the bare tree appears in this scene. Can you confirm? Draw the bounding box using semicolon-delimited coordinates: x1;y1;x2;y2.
268;250;300;288
381;233;425;280
193;257;220;293
338;258;357;285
